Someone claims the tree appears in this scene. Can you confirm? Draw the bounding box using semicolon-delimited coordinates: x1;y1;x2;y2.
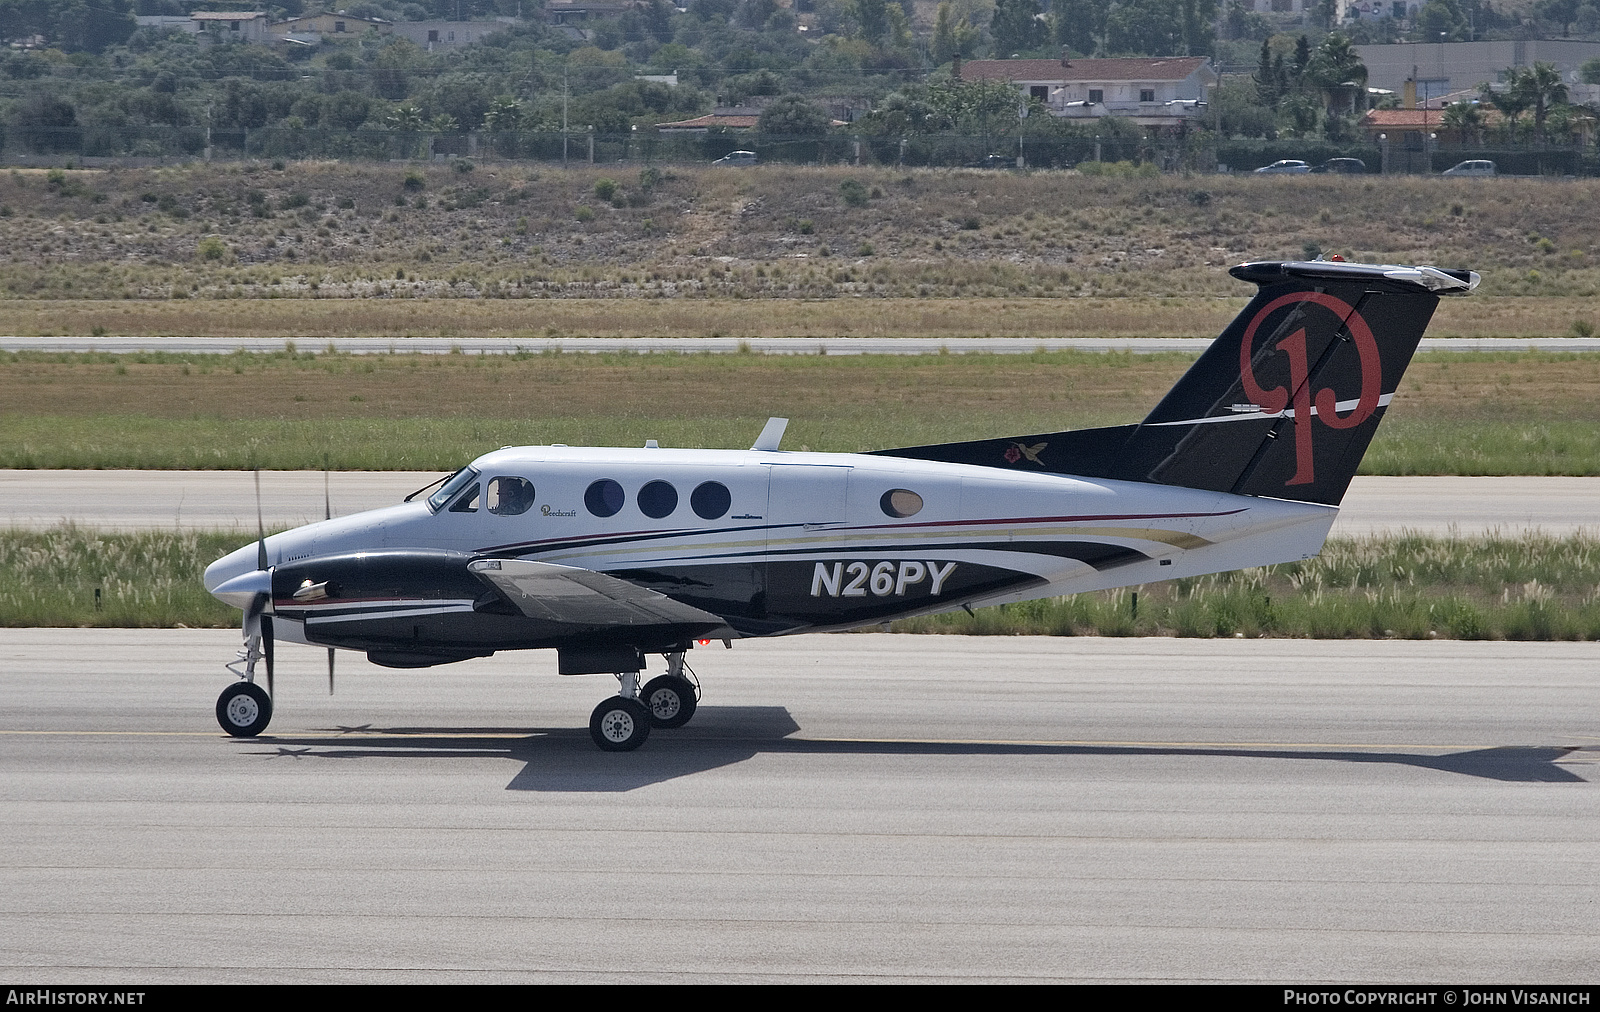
1478;79;1530;139
1054;0;1105;55
1441;100;1484;146
991;0;1048;57
933;1;982;62
855;0;889;44
1518;62;1567;134
12;93;77;153
758;94;831;135
1535;0;1580;35
1104;0;1184;56
1303;33;1367;114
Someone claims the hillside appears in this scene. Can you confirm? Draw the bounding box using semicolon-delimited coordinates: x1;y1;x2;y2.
3;161;1596;301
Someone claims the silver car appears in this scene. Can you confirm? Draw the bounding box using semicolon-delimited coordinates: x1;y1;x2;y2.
1442;159;1496;177
1254;159;1311;174
712;150;759;167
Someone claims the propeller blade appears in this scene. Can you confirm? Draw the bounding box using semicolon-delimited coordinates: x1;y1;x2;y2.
255;466;268;572
262;614;275;697
327;647;336;695
324;454;331;521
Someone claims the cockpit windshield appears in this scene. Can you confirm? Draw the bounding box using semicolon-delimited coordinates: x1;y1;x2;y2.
427;466;480;513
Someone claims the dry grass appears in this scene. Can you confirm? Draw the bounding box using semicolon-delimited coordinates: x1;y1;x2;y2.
3;348;1597;422
9;162;1600;301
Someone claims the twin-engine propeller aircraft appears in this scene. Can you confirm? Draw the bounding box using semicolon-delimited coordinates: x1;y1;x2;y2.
205;259;1477;750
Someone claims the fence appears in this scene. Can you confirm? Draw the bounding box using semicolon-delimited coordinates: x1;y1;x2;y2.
0;123;1195;170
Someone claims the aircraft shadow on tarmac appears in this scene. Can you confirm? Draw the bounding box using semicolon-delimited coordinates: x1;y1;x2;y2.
242;705;1595;791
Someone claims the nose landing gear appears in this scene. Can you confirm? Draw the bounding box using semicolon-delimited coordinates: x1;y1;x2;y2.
216;681;272;737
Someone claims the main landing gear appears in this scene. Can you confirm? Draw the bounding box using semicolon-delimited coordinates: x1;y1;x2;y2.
588;651;699;751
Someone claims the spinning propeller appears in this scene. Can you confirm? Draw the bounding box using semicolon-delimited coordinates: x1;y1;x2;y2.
242;462;338;700
324;457;335;697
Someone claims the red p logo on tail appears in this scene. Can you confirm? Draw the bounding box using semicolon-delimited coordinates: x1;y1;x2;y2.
1238;292;1382;486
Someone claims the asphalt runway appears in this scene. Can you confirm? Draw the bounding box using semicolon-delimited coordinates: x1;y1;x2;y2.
3;335;1599;355
2;470;1594;537
1;631;1595;983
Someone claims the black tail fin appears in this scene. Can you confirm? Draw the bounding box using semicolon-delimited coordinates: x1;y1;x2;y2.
873;260;1477;506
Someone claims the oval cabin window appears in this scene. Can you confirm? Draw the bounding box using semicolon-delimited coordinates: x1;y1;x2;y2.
691;481;732;520
880;489;923;518
637;480;679;519
584;478;626;518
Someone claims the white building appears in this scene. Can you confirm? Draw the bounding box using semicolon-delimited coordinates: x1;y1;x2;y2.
959;56;1217;128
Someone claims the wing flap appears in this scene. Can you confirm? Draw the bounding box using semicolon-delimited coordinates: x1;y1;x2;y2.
467;559;722;627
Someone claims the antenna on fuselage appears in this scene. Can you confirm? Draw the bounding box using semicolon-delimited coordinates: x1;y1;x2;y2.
751;417;789;452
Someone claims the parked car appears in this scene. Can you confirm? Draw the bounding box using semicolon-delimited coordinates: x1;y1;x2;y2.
1311;157;1367;174
711;150;758;167
1254;159;1311;174
1442;159;1496;177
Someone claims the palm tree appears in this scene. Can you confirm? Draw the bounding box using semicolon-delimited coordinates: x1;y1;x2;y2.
1478;81;1530;142
1305;33;1368;114
1512;62;1568;137
1441;100;1485;146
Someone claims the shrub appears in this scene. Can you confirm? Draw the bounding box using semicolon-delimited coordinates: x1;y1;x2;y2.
402;170;426;191
575;204;595;222
593;177;618;201
839;178;869;207
196;236;227;261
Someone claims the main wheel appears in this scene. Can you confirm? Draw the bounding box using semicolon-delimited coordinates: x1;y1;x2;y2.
641;675;697;729
589;696;651;752
216;681;272;738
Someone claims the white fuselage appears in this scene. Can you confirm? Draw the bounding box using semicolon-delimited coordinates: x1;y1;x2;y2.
205;444;1337;651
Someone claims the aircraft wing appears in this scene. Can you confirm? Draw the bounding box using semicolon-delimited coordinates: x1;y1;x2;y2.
467;558;724;627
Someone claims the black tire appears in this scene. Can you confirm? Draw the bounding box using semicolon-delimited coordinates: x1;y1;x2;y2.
589;696;651;752
641;675;697;729
216;682;272;738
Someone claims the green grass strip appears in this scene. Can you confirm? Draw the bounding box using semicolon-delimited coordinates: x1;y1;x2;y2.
3;528;1597;639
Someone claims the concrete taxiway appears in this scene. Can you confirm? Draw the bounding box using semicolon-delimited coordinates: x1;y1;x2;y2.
0;630;1595;982
2;470;1594;537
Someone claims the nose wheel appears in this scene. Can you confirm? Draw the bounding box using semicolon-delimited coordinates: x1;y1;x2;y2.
217;681;272;737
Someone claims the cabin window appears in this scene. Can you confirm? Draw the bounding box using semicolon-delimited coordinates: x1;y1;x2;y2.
487;477;535;516
880;489;923;518
637;480;679;519
691;481;731;520
428;466;478;511
1088;89;1103;104
335;20;346;31
427;29;439;41
1140;89;1155;103
585;478;626;517
448;483;480;513
1030;86;1048;102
